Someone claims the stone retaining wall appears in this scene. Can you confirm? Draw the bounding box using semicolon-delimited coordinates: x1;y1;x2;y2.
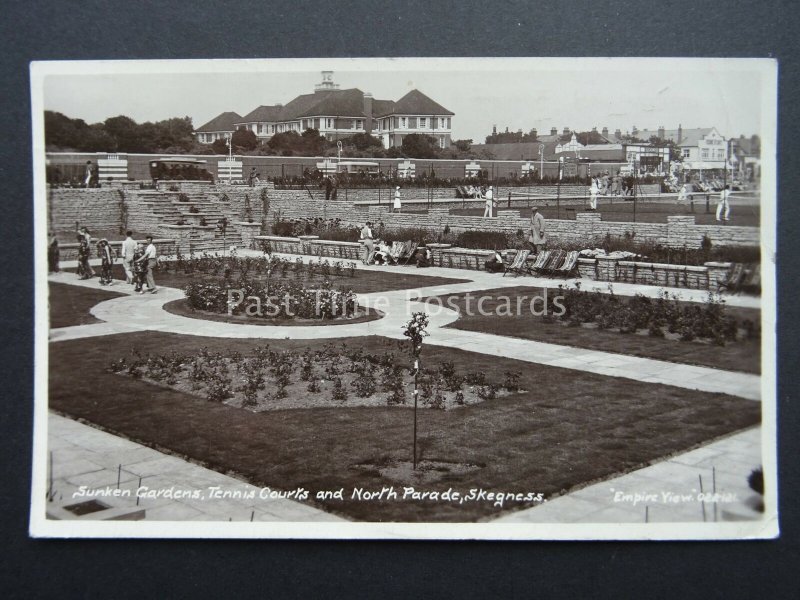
48;188;121;234
48;184;758;253
249;234;736;291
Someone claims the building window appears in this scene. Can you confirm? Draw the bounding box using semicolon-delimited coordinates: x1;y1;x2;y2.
420;117;426;128
326;118;333;129
701;149;709;159
401;117;407;129
682;148;690;158
447;118;451;129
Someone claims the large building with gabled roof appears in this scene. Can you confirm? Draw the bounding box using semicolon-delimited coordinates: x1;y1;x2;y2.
195;71;454;149
194;111;242;144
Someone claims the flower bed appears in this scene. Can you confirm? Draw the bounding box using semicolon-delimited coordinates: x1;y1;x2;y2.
184;278;358;320
547;284;758;345
108;344;523;411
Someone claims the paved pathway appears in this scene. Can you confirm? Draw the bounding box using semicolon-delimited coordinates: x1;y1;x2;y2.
45;412;346;522
493;426;763;524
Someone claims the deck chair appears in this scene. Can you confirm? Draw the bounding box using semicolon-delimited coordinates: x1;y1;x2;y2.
740;264;761;294
503;249;531;277
530;250;551;272
398;241;419;266
556;250;580;275
388;241;405;263
721;263;746;291
537;249;563;274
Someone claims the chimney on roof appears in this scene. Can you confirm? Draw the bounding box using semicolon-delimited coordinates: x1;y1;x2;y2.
632;125;638;135
602;127;608;136
493;125;497;135
614;128;621;138
678;124;683;143
551;127;557;136
363;92;373;134
563;127;570;135
658;126;665;140
591;127;597;133
531;128;538;138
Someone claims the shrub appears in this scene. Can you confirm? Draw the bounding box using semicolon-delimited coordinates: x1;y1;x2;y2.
332;377;348;402
502;371;522;392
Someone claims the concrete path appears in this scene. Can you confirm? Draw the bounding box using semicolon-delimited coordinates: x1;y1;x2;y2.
492;426;763;524
45;412;346;522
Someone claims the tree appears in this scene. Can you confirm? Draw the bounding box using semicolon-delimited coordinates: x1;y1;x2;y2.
104;115;141;152
211;138;229;154
400;134;439;159
453;139;472;152
341;132;382;151
300;128;327;155
231;128;258;151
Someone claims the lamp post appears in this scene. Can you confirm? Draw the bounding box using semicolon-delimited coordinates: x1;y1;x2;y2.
225;133;233;184
539;143;545;181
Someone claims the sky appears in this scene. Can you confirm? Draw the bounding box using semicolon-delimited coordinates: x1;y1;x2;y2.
40;58;769;142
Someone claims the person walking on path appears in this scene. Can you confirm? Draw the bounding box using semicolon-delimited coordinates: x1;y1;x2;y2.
589;177;599;210
247;167;257;187
97;239;115;286
136;236;158;294
528;206;547;254
76;235;92;280
131;243;146;293
393;186;402;213
120;231;136;284
716;185;731;222
47;231;60;273
360;221;375;265
483;185;495;217
77;226;95;277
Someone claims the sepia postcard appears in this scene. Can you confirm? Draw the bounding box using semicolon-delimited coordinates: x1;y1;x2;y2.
29;57;778;539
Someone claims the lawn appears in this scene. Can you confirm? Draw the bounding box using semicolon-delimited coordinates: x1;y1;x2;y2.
96;263;468;295
428;286;761;374
49;331;760;522
49;282;126;328
451;202;760;227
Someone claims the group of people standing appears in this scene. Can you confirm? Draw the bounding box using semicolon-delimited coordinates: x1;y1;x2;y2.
50;228;158;294
588;172;630;210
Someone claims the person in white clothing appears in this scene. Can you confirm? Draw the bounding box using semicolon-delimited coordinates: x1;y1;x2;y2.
120;230;137;284
676;183;689;205
483;186;495;217
360;222;375;265
589;177;599;210
136;236;158;293
716;185;731;221
393;186;402;213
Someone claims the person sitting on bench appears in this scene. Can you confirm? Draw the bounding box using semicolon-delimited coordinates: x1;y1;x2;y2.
416;247;432;268
485;251;505;273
